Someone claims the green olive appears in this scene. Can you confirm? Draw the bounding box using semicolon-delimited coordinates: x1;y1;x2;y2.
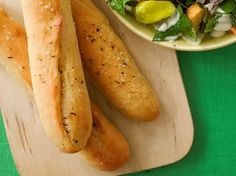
135;1;176;24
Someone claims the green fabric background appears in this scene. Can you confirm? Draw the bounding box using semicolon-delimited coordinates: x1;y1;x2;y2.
1;43;236;176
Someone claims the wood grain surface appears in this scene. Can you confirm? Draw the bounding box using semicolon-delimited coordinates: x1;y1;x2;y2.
0;0;194;175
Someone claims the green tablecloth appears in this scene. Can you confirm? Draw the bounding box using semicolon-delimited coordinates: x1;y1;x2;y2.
1;43;236;176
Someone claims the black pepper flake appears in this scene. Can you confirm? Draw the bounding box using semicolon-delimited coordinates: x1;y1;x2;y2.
91;38;96;43
75;77;78;80
7;56;13;59
49;41;53;45
96;71;100;76
70;112;77;116
100;47;104;52
111;45;115;49
62;123;68;126
121;72;124;74
96;28;100;32
81;80;84;84
102;63;105;66
88;58;93;63
114;80;120;84
73;139;78;144
93;123;97;127
59;70;63;74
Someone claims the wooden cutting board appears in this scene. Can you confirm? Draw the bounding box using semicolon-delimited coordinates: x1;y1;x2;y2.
0;0;194;175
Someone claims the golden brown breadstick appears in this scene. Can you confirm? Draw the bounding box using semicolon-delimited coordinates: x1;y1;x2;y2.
0;8;130;170
0;7;31;86
71;0;160;121
81;103;130;171
20;0;92;153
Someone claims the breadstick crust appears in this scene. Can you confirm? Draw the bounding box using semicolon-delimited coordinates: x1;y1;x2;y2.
20;0;92;153
0;8;130;170
81;103;130;171
71;0;160;121
0;7;31;86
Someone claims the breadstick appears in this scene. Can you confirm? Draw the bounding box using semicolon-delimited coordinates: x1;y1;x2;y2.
20;0;92;152
71;0;160;121
0;8;129;170
81;103;129;170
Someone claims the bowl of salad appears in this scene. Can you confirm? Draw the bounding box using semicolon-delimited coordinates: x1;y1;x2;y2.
108;0;236;51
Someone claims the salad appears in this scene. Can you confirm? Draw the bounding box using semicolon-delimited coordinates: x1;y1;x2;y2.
109;0;236;44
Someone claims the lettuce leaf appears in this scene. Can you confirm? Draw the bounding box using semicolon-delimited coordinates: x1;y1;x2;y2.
231;7;236;26
153;25;179;41
177;6;197;40
109;0;132;15
219;0;236;13
204;13;222;33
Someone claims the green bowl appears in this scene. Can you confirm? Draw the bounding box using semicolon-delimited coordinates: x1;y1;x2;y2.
111;10;236;51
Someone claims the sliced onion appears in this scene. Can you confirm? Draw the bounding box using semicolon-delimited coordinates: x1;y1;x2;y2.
164;35;179;41
166;12;180;27
210;31;225;37
214;22;232;31
158;12;179;32
218;16;231;23
216;7;225;13
204;0;223;14
197;0;206;4
158;23;168;32
125;5;133;12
